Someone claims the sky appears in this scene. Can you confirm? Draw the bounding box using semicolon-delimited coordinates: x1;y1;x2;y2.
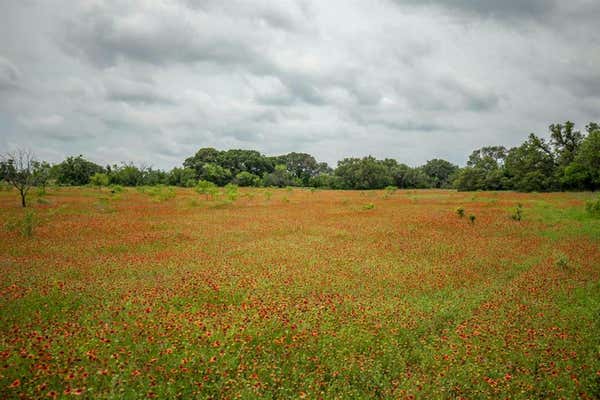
1;0;599;169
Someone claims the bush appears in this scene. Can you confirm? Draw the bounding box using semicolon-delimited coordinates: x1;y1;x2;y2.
468;214;476;224
234;171;261;187
110;185;124;194
224;183;239;202
196;180;219;199
362;203;375;210
456;207;465;218
586;197;600;218
511;203;524;221
90;172;110;188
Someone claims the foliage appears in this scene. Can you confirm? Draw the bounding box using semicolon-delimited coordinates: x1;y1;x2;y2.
52;155;105;186
421;159;459;188
90;172;110;187
504;134;558;192
168;167;197;187
585;197;600;218
456;206;465;218
468;214;476;224
511;203;524;221
224;183;239;202
335;156;394;190
196;180;219;199
200;163;232;186
308;173;344;189
362;202;375;210
262;165;298;188
7;119;599;193
234;171;261;187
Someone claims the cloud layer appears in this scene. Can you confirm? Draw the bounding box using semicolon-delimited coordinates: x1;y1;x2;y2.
1;0;599;168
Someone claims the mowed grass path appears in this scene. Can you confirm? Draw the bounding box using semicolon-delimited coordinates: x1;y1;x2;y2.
1;187;599;399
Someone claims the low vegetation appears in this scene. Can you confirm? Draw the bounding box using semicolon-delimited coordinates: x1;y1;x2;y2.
1;187;599;398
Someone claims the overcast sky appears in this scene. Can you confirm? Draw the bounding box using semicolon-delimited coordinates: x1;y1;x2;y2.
1;0;599;169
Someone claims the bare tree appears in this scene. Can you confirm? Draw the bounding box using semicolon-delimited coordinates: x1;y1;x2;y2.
1;150;38;207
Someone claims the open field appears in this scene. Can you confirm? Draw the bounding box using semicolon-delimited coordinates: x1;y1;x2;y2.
1;187;599;399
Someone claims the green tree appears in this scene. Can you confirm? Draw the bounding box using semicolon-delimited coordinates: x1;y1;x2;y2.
455;146;508;191
505;134;557;192
183;148;221;177
200;163;232;186
570;127;600;190
273;152;320;185
218;149;273;177
549;121;584;167
262;164;297;187
234;171;261;187
422;159;459;188
52;155;105;185
167;167;197;187
335;156;394;189
109;163;143;186
308;173;343;189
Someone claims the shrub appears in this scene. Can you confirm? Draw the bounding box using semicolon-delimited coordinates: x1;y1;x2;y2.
468;214;476;224
196;180;219;199
456;207;465;218
184;179;197;188
224;183;239;202
234;171;261;187
362;203;375;210
90;172;110;188
110;185;124;194
511;203;524;221
555;252;570;270
586;197;600;218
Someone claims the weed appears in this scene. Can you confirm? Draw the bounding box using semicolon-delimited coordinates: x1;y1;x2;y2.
511;203;524;221
224;183;239;202
554;252;570;270
456;207;465;218
468;214;476;224
362;203;375;210
110;185;124;194
21;211;37;238
585;197;600;218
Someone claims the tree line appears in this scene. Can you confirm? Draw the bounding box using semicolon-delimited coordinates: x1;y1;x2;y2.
1;121;599;206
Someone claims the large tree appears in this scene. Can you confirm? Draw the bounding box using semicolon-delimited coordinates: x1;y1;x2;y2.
455;146;508;191
549;121;584;167
505;134;558;192
335;156;394;190
273;152;320;185
421;159;459;188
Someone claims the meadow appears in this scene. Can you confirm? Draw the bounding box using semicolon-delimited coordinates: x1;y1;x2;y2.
1;186;599;399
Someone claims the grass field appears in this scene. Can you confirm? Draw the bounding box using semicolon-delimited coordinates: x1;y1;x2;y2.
1;187;599;399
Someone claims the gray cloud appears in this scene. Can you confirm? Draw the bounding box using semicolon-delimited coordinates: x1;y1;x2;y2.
390;0;555;19
0;0;599;169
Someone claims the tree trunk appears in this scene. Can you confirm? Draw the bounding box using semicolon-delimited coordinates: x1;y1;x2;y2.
20;190;26;207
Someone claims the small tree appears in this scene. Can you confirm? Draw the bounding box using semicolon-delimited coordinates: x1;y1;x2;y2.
1;150;39;207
